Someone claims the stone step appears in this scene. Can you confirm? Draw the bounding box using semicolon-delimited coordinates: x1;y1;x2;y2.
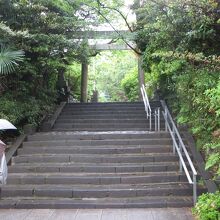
55;119;164;124
59;112;148;116
63;107;146;111
17;145;172;155
64;102;147;106
67;102;145;105
27;131;171;141
23;138;172;147
65;102;146;106
12;153;180;164
54;121;153;129
8;162;182;173
53;123;163;129
1;183;205;198
53;123;165;129
58;114;148;119
65;101;160;107
52;127;161;131
21;143;172;148
0;196;193;209
7;172;188;185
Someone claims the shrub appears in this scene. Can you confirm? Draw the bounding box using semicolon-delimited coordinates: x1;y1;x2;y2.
193;192;220;220
121;69;139;101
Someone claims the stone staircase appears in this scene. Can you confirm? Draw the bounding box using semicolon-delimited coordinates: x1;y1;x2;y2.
53;102;164;131
0;102;205;208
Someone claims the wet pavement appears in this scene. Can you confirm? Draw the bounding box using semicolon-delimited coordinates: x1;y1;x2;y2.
0;208;195;220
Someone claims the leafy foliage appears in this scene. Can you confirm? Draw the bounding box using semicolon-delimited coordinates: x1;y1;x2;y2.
193;192;220;220
89;51;138;102
0;0;135;126
0;45;24;75
133;0;220;181
121;68;139;101
0;0;98;127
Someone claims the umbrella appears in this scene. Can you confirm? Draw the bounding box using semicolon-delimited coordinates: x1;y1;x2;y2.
0;119;17;130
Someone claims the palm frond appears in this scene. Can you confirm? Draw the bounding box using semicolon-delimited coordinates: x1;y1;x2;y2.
0;46;25;75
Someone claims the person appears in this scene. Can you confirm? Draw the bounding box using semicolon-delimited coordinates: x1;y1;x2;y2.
0;140;7;184
0;140;6;158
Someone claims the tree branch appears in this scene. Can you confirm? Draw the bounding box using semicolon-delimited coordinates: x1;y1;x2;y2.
97;2;134;33
87;2;142;55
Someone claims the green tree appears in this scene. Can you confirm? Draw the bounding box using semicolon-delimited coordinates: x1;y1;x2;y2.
132;0;220;214
89;51;138;102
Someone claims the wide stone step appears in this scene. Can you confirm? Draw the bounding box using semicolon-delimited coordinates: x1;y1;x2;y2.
0;196;193;209
64;101;160;107
8;162;181;173
55;119;164;124
17;145;172;155
7;172;188;185
64;103;147;107
27;131;171;141
1;183;203;198
59;111;147;116
52;127;156;131
53;123;156;128
62;107;146;111
21;143;172;148
12;153;180;164
58;114;148;119
23;138;172;147
64;104;146;107
53;124;166;131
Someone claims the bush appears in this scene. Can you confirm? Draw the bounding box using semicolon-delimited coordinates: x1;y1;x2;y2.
0;91;56;129
121;69;139;101
193;192;220;220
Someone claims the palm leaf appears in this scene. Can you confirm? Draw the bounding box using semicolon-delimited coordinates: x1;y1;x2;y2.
0;46;25;75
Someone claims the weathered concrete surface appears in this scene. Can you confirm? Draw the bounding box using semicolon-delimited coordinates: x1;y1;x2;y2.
0;208;195;220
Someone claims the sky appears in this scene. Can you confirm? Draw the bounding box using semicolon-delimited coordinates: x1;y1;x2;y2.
94;0;136;31
89;0;136;45
125;0;134;6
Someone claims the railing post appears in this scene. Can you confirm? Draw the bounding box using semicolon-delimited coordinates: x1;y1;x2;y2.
160;100;198;207
193;174;197;205
179;158;183;173
172;124;176;154
149;114;152;131
165;107;168;132
155;109;157;131
158;108;160;131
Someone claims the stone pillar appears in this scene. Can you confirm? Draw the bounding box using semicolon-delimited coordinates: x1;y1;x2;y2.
81;62;88;103
138;56;145;100
91;90;98;103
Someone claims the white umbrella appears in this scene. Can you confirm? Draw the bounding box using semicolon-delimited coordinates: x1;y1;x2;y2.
0;119;17;130
0;140;6;147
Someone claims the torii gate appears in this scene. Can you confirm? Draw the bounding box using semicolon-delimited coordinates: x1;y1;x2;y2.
77;30;144;102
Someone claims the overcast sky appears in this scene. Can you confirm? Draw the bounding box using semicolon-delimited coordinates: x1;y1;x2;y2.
97;0;136;31
90;0;136;44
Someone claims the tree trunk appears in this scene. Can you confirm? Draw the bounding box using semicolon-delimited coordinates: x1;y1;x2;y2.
81;62;88;103
138;56;145;100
